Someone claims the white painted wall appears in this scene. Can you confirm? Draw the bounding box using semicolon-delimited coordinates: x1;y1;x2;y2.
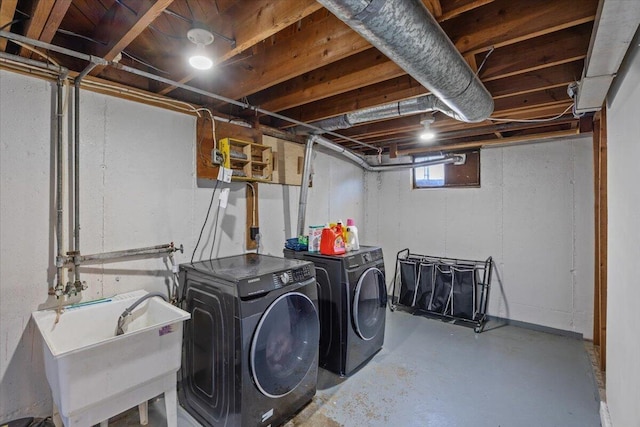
364;137;594;337
605;40;640;427
0;69;364;420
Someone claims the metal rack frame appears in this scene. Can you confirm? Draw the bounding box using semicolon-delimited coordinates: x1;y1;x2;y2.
390;248;493;333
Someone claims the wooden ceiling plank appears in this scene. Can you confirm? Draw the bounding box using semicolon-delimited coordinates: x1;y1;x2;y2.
440;0;598;55
251;48;404;112
159;0;323;95
485;60;584;99
421;0;443;18
480;23;592;81
492;87;572;113
0;0;18;51
277;75;427;127
334;99;576;144
19;0;55;57
464;52;478;73
398;129;579;155
89;0;175;75
438;0;495;22
272;24;590;129
215;0;323;64
38;0;73;43
210;14;371;102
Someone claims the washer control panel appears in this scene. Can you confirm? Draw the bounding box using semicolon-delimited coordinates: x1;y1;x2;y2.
272;263;314;288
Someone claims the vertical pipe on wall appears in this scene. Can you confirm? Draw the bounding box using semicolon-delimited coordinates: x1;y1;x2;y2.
297;138;315;237
55;74;67;294
72;63;98;289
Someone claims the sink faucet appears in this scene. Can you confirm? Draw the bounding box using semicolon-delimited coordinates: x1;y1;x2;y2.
115;292;169;336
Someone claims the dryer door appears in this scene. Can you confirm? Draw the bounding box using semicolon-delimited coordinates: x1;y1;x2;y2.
352;267;387;341
250;292;319;398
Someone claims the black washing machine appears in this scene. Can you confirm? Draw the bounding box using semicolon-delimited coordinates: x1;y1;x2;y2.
178;253;319;427
284;246;386;376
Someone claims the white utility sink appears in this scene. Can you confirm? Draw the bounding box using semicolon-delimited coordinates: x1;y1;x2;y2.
32;290;190;427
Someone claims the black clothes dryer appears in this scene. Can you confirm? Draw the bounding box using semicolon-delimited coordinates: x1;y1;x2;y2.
178;254;319;427
284;246;386;376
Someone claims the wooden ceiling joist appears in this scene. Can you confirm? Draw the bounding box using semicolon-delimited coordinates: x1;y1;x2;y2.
209;13;371;102
19;0;55;57
485;60;584;99
89;0;175;75
250;48;404;113
441;0;598;55
479;23;592;81
0;0;18;51
159;0;323;95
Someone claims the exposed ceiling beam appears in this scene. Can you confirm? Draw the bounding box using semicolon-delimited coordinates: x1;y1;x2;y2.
421;0;443;18
271;8;592;128
440;0;598;54
398;129;579;155
159;0;323;95
38;0;72;44
19;0;54;57
249;48;404;112
0;0;18;51
208;13;371;102
493;87;572;113
277;75;426;127
89;0;175;75
438;0;495;22
485;60;584;98
479;23;592;81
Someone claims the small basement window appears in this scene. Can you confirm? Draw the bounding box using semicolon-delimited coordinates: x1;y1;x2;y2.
413;150;480;189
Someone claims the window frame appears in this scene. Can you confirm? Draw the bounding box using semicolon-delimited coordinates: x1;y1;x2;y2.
412;150;481;189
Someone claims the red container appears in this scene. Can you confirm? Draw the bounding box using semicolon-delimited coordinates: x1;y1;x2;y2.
319;227;346;255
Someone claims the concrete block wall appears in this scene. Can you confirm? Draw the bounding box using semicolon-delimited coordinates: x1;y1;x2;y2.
0;69;364;420
363;137;595;338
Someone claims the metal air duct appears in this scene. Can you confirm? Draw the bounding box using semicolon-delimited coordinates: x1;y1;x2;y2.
316;0;494;124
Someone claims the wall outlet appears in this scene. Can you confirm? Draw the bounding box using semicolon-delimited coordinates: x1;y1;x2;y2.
211;149;224;165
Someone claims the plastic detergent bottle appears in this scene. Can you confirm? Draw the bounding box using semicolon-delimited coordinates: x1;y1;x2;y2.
320;226;346;255
346;218;360;251
336;219;346;239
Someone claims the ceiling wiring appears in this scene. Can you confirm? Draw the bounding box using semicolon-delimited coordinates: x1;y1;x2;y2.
56;28;107;45
120;51;171;74
476;46;495;76
488;104;575;123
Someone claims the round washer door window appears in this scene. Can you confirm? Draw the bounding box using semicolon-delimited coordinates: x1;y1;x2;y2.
353;267;386;341
250;292;319;398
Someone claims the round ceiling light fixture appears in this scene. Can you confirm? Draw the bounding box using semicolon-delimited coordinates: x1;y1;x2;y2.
187;27;215;70
419;116;436;141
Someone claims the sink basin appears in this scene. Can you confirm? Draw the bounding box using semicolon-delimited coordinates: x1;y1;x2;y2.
32;290;190;427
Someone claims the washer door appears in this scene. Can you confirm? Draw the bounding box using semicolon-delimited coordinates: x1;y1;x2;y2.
250;292;319;398
353;267;386;341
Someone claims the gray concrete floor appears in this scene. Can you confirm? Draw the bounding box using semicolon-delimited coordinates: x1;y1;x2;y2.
108;309;601;427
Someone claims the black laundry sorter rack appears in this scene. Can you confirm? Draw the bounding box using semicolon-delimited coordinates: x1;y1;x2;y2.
390;249;493;333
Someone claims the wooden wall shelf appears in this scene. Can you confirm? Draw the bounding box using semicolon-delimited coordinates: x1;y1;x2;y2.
220;138;273;183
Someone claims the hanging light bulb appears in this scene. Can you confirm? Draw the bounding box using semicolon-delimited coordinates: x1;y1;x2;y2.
187;28;215;70
419;116;436;141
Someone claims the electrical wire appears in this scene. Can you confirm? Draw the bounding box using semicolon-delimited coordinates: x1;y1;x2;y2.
56;28;107;45
208;202;223;260
488;104;575;123
9;40;61;67
191;179;220;263
121;51;170;74
476;46;495;76
0;19;25;31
